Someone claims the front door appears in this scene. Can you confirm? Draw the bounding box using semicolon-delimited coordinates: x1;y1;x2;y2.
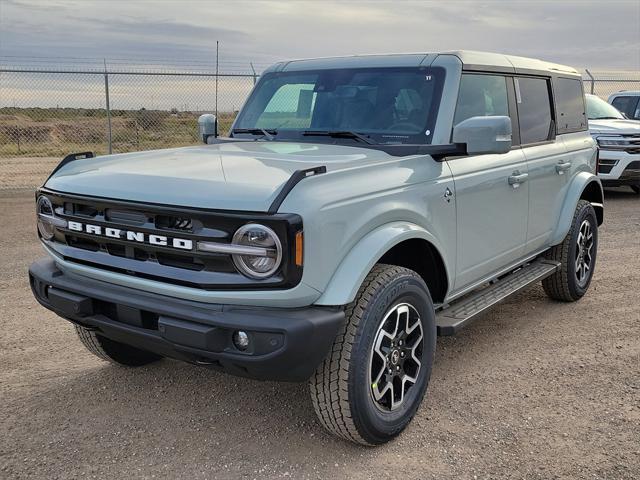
447;150;529;290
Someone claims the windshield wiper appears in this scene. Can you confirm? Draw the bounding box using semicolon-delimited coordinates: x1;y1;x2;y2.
590;116;621;120
232;128;277;140
302;130;375;145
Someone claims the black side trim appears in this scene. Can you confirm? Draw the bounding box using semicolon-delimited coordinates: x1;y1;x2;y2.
47;151;94;181
381;143;467;160
268;166;327;214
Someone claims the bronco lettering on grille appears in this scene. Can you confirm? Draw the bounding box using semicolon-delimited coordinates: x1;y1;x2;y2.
67;221;193;250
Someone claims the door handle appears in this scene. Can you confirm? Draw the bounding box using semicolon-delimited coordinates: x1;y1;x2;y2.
508;172;529;188
556;162;572;174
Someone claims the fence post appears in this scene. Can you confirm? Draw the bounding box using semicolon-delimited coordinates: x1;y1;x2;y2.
250;62;257;85
215;41;219;118
103;59;113;154
585;69;595;95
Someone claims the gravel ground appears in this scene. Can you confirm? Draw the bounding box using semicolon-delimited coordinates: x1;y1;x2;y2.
0;157;59;190
1;189;639;480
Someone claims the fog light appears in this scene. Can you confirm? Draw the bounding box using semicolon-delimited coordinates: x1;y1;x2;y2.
232;330;250;351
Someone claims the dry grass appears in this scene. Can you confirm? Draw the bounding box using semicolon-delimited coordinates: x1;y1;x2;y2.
0;107;238;158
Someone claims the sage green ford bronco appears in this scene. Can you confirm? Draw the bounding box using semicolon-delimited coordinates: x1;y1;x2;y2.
30;51;603;445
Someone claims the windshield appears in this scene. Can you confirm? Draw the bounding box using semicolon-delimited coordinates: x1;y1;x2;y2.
233;67;445;145
586;94;624;120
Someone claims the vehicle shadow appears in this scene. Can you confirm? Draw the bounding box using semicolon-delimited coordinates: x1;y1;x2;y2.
603;185;639;199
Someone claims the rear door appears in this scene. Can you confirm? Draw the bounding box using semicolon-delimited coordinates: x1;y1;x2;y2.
515;76;569;253
447;73;529;290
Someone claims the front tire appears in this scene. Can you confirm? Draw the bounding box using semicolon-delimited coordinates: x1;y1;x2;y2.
309;264;436;445
543;200;598;301
74;325;163;367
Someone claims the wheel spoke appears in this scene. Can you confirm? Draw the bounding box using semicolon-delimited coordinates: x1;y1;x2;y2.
391;379;403;410
372;379;391;402
394;305;409;338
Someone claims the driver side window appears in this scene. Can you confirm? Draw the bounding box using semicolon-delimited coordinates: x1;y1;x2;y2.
454;74;509;126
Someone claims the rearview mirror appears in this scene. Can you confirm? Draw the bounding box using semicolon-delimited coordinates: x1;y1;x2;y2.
452;116;512;155
198;114;218;143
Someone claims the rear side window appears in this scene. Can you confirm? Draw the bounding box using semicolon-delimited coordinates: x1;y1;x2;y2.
515;77;553;145
554;77;587;132
453;74;509;126
611;96;640;120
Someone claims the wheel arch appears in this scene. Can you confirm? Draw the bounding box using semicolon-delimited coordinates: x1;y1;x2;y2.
550;173;604;246
314;222;451;306
579;180;604;225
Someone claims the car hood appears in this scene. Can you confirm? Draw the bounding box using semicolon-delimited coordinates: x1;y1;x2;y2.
44;141;396;211
588;118;640;135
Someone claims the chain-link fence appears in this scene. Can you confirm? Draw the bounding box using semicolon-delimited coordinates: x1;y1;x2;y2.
582;70;640;101
1;66;639;190
0;66;259;188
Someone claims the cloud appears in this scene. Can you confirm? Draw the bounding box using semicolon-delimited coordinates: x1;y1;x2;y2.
0;0;638;71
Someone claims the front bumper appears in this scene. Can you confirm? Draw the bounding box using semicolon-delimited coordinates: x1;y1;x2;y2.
597;149;640;185
29;257;344;381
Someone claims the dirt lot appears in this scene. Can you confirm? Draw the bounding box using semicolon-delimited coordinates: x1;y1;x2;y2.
0;157;59;190
0;189;638;480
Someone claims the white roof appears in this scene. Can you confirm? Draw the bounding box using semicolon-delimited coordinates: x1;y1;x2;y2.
265;50;580;77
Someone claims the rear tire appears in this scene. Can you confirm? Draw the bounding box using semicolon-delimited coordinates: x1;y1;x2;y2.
631;185;640;194
74;325;163;366
309;264;436;445
543;200;598;302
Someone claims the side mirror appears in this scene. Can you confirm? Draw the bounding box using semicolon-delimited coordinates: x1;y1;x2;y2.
198;114;218;143
452;116;512;155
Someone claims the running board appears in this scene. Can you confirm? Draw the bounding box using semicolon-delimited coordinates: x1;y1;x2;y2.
436;259;560;336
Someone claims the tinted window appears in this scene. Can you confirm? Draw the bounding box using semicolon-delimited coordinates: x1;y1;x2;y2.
554;77;587;132
235;67;445;145
454;74;509;126
516;77;553;144
611;96;640;119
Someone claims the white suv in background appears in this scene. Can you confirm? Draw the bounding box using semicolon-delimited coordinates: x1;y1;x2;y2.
586;94;640;194
608;91;640;121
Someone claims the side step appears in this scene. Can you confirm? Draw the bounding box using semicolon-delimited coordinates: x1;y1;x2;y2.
436;258;560;336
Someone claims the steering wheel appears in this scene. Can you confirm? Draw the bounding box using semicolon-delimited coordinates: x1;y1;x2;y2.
387;121;421;132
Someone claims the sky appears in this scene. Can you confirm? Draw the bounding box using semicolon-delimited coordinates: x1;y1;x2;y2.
1;0;639;72
0;0;638;110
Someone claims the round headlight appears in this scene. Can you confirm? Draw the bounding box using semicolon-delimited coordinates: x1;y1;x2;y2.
231;224;282;279
36;196;56;240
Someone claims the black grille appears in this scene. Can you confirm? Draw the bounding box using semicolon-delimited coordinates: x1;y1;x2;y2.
155;215;194;232
39;190;303;290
